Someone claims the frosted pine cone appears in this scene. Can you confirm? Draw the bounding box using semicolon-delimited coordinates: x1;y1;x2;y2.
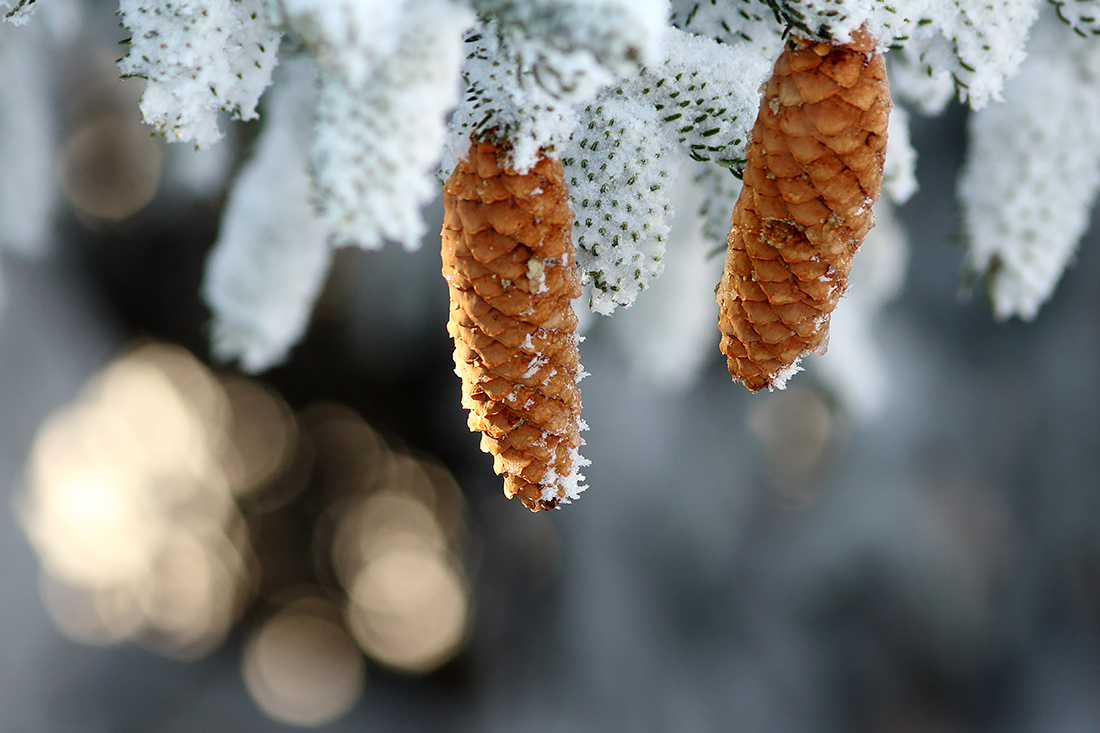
442;139;587;511
716;27;890;391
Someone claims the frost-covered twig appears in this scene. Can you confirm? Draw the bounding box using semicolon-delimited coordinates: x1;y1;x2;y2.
298;0;472;250
202;60;330;372
117;0;281;146
959;11;1100;320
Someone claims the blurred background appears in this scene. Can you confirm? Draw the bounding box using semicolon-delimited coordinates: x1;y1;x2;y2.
3;2;1100;731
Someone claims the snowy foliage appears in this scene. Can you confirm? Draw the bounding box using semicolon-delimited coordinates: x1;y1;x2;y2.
117;0;281;147
882;105;917;204
566;29;768;314
1049;0;1100;36
446;0;666;174
959;12;1100;320
202;60;331;372
670;0;785;57
611;163;725;391
303;0;473;250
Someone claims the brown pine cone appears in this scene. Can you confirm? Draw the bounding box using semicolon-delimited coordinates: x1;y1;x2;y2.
716;26;890;391
442;139;586;511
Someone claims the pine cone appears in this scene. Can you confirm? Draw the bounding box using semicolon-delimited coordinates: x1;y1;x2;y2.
716;27;890;391
442;139;586;511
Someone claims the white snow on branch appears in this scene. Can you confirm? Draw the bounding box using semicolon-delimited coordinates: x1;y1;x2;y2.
959;12;1100;321
448;0;666;173
645;29;770;172
565;92;679;315
888;0;1039;110
117;0;281;147
202;59;331;372
882;104;917;204
300;0;472;250
611;162;724;392
670;0;785;58
565;30;766;316
0;24;57;257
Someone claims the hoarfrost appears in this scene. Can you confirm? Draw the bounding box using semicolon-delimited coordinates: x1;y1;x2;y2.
202;60;331;372
565;92;678;315
304;0;473;249
959;11;1100;320
117;0;281;147
883;105;918;204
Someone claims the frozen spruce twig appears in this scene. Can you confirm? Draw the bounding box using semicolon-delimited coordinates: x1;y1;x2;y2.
294;0;473;250
117;0;281;147
446;0;666;174
959;11;1100;320
202;60;331;372
568;29;768;314
1048;0;1100;37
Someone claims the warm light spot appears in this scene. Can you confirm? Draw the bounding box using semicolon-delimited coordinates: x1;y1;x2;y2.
346;545;468;674
138;528;236;659
62;114;162;222
39;573;144;646
332;491;447;588
27;459;161;587
220;377;298;502
242;600;365;727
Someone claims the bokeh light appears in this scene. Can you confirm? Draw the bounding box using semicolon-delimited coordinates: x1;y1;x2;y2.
18;342;474;721
242;595;366;727
18;343;255;658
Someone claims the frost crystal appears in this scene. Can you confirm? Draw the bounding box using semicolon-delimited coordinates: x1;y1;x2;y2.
959;12;1100;320
670;0;785;57
117;0;281;147
202;60;331;372
303;0;473;250
611;164;724;392
887;0;1039;110
882;105;917;204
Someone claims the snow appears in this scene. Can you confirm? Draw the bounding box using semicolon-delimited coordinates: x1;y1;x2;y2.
566;91;677;314
117;0;281;147
883;105;918;204
305;0;472;250
447;0;665;174
202;59;332;372
959;10;1100;320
